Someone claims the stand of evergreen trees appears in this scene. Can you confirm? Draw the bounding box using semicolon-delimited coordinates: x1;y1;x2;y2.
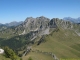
3;46;21;60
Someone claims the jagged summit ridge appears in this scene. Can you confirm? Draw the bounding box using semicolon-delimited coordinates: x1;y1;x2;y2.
0;16;80;39
17;16;77;37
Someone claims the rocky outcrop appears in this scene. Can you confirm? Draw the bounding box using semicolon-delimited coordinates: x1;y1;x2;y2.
0;49;4;54
49;18;73;29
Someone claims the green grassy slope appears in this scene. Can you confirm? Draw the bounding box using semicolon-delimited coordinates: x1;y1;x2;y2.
24;28;80;60
0;55;11;60
22;52;54;60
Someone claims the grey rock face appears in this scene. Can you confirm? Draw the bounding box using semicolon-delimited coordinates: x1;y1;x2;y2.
22;16;50;34
49;18;57;28
49;18;73;29
17;16;80;36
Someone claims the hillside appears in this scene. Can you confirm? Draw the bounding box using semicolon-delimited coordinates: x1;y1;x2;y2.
22;28;80;60
0;54;11;60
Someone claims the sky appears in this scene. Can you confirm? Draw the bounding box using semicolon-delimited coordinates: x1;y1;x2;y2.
0;0;80;24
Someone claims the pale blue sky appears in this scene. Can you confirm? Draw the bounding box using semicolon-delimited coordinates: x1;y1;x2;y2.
0;0;80;23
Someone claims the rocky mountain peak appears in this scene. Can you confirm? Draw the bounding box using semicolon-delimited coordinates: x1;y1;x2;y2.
36;16;50;21
24;17;36;22
49;18;73;29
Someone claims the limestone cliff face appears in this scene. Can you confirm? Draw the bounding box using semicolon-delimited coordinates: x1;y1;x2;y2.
15;16;80;36
21;16;50;34
49;18;73;29
49;18;80;36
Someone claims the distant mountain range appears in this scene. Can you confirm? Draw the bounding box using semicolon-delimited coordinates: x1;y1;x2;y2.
0;21;23;27
63;17;80;23
0;17;80;27
5;21;23;27
0;23;2;25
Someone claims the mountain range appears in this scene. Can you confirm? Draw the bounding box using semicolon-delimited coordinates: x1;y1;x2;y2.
63;17;80;23
0;16;80;60
0;17;80;27
0;21;23;27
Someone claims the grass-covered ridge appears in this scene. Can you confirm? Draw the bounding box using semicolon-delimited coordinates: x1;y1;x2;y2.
23;28;80;60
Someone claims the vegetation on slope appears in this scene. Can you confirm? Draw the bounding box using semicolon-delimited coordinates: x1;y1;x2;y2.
0;54;11;60
27;28;80;59
3;46;21;60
